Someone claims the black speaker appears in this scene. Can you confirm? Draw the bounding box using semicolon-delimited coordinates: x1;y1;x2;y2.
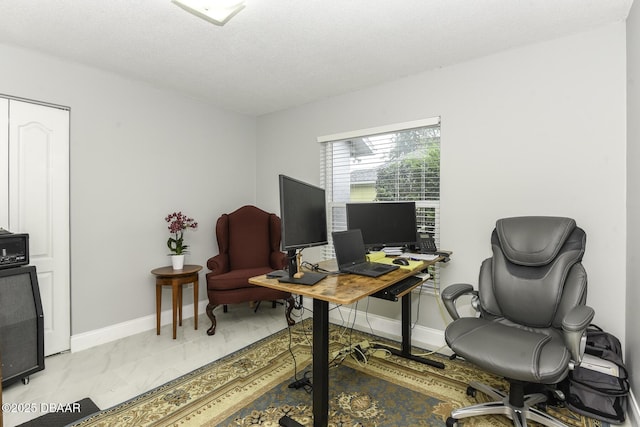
0;266;44;387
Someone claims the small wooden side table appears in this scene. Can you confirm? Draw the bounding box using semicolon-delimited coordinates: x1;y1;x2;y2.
151;264;202;339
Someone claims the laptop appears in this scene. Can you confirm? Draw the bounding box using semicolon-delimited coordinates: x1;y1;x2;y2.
332;229;399;277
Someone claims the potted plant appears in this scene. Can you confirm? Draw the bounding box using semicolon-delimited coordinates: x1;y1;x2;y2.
165;211;198;269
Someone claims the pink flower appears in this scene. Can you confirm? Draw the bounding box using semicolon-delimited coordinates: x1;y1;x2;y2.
166;212;198;255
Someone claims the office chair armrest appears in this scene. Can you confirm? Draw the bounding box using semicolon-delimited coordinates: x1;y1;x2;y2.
562;305;595;365
441;283;477;320
206;254;230;275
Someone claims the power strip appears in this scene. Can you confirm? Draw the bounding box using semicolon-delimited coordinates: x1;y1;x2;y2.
332;340;370;359
369;349;391;358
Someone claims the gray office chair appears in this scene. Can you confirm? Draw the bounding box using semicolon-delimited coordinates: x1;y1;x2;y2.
442;217;595;427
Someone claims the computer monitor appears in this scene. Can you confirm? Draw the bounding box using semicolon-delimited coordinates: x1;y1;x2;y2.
346;201;417;250
278;175;328;284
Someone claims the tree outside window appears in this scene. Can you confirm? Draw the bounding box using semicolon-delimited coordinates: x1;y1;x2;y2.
322;122;441;254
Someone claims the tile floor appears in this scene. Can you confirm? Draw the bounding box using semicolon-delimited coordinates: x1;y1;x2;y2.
2;304;298;426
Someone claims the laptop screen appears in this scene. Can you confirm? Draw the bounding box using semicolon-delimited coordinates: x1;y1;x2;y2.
332;229;367;268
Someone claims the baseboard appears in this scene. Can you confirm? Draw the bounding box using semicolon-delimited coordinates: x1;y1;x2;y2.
70;298;445;354
628;389;639;426
70;300;209;352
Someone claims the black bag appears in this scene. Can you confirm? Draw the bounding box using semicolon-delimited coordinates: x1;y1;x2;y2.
563;325;629;424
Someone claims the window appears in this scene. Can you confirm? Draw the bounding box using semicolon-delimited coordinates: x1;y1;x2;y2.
319;117;441;286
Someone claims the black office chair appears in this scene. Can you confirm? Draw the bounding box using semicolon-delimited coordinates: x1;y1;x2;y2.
442;216;594;427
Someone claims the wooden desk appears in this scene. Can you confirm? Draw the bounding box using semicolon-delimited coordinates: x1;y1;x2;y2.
249;256;445;427
151;264;202;339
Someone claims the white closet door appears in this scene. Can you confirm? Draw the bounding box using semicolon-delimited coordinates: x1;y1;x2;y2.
0;99;8;228
8;100;70;356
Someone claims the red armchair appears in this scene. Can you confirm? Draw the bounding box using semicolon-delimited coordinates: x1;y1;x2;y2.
205;205;295;335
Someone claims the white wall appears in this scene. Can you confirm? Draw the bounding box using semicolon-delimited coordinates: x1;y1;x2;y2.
256;23;628;341
0;18;629;365
0;43;257;335
627;0;640;419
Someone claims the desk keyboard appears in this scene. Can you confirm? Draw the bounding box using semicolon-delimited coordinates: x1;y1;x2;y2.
371;275;424;301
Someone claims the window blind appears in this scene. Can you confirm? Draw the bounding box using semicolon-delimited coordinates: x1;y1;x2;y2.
319;118;441;288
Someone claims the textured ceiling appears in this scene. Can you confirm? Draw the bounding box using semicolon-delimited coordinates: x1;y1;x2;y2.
0;0;633;116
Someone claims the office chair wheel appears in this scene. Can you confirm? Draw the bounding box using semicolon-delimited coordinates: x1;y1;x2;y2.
466;386;476;397
535;401;549;412
446;416;458;427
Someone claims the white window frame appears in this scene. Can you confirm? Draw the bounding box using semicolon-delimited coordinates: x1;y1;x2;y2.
319;117;441;289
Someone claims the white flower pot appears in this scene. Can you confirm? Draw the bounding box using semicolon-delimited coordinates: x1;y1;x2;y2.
171;255;185;270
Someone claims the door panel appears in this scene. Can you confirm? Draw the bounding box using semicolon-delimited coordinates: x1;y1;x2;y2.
8;100;70;356
0;99;8;228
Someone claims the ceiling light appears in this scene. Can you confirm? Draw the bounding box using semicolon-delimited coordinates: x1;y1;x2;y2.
172;0;245;26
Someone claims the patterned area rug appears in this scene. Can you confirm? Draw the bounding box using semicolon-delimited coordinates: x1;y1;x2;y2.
71;319;605;426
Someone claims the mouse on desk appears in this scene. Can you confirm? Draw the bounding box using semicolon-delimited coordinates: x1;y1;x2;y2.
392;258;410;266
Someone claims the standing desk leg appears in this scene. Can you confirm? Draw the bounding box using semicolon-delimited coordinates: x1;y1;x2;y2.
374;293;445;369
400;293;444;368
312;298;329;427
400;293;412;357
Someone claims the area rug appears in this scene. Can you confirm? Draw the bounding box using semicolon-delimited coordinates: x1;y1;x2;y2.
71;319;604;426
